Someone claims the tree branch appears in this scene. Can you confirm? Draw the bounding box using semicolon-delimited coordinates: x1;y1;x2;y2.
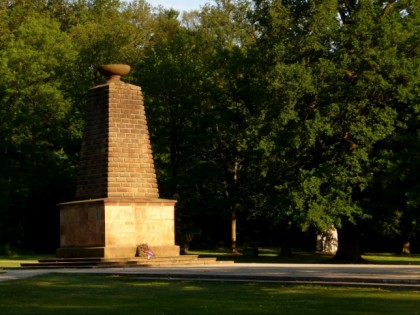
382;0;397;16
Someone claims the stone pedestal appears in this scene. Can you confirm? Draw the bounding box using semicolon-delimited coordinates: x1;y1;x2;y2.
57;198;178;258
57;65;179;258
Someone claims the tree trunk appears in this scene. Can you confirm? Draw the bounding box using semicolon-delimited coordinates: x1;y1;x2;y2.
228;158;240;254
231;206;237;254
280;241;292;256
334;221;363;262
279;227;292;256
401;238;411;255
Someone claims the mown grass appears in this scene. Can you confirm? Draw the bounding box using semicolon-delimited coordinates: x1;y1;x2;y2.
0;254;53;268
362;253;420;265
0;273;419;315
1;249;420;268
188;248;420;265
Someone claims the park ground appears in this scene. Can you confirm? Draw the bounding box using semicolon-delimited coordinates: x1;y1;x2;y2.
1;249;420;314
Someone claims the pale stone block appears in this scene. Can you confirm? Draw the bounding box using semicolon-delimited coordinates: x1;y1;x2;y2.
160;206;174;220
144;205;162;219
105;205;136;246
105;205;134;220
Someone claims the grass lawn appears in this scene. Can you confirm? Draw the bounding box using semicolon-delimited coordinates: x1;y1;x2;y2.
189;248;336;263
0;249;319;269
362;253;420;265
0;254;52;268
0;259;38;268
1;249;420;268
188;248;420;265
0;273;419;315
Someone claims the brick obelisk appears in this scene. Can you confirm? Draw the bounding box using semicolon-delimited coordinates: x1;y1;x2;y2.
57;64;179;258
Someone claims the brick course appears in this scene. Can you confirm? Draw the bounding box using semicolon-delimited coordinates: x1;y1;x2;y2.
75;81;159;200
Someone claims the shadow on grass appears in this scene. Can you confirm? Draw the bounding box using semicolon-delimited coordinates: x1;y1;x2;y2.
188;248;420;265
189;248;336;264
0;273;419;315
1;248;420;268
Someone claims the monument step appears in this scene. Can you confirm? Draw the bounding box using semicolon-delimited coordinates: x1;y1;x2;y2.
38;255;201;263
19;256;234;269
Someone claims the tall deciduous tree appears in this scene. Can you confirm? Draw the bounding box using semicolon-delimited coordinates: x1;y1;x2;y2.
255;0;419;260
135;17;215;251
135;0;263;253
0;16;78;248
0;0;417;256
197;0;259;253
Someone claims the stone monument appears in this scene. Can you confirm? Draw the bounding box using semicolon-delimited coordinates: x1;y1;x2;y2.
316;227;338;253
57;64;179;258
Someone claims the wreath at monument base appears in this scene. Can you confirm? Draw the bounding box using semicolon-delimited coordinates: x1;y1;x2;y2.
136;243;155;259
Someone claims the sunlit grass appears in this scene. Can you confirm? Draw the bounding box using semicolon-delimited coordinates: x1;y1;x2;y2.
188;248;420;265
0;274;419;315
363;253;420;265
0;259;38;268
2;249;420;269
189;248;335;264
2;249;420;268
0;254;53;268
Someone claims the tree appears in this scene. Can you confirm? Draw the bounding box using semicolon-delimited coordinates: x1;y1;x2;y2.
65;0;158;170
255;0;419;261
0;15;78;249
196;0;259;253
69;0;155;87
134;0;263;253
135;17;217;250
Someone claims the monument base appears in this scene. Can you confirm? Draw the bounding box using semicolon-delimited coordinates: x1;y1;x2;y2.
56;245;180;258
57;198;179;258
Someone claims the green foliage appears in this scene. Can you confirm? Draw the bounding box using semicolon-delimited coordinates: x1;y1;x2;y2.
254;0;420;258
0;0;418;256
0;0;168;250
0;14;78;248
135;0;268;251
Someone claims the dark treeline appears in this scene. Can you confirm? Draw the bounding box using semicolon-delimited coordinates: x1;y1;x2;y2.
0;0;419;260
